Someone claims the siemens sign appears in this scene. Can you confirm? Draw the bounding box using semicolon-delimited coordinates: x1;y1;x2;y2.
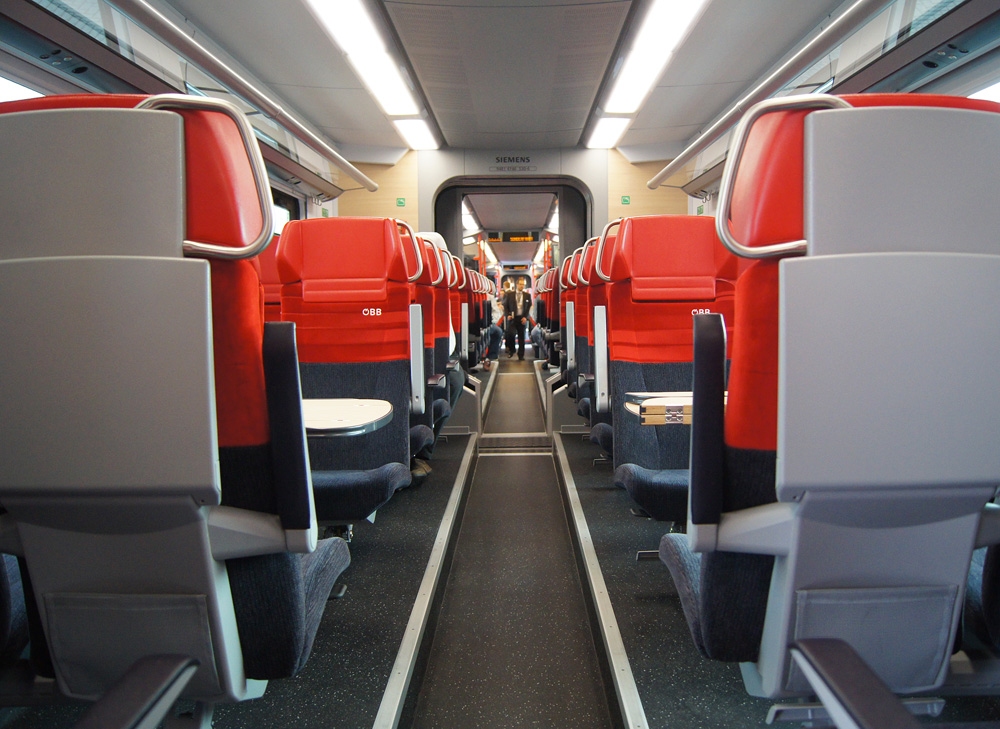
465;150;560;175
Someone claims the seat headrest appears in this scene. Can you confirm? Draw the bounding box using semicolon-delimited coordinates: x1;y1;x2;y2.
728;93;1000;252
257;235;281;285
580;242;598;287
276;217;408;302
0;94;264;257
608;215;719;300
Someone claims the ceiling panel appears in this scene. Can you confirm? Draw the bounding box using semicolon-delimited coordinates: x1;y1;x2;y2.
632;81;748;130
387;0;630;149
488;241;541;264
466;193;556;231
448;129;582;149
619;123;704;147
158;0;856;168
272;85;398;135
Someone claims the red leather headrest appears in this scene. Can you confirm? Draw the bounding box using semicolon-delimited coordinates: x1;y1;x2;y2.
729;94;1000;250
1;94;263;251
608;215;718;300
714;237;740;281
276;217;408;302
258;235;281;286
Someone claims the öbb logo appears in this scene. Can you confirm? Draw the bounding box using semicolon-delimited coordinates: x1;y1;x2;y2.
362;308;382;316
691;308;712;315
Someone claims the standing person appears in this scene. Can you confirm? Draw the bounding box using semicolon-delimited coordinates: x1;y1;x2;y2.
503;277;532;360
500;279;515;356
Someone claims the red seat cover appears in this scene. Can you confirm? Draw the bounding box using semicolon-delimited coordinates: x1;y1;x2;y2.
724;93;1000;452
277;217;410;363
0;93;269;448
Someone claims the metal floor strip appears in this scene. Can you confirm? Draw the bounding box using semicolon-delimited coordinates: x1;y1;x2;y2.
372;434;478;729
553;432;650;729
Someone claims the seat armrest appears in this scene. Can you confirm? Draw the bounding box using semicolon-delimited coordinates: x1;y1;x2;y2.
72;655;199;729
688;314;727;552
790;639;922;729
427;374;446;389
594;305;609;413
263;321;318;551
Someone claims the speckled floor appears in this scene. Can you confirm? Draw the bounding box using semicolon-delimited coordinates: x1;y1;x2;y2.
410;453;613;729
484;356;544;433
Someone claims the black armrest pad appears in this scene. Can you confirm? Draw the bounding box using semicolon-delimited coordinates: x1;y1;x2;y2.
582;373;595;383
447;358;460;370
263;321;312;531
689;314;726;527
427;374;446;388
73;655;199;729
791;639;921;729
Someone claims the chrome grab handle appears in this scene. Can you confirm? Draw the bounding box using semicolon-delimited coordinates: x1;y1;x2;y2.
594;219;623;282
137;94;273;261
394;219;424;283
436;243;457;287
577;237;598;285
716;94;853;259
428;240;446;286
453;255;467;288
566;246;584;287
559;256;573;290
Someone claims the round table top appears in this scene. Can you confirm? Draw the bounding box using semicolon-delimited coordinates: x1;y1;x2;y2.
301;398;393;437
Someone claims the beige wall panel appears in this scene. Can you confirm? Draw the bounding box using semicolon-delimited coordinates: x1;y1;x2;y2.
607;150;688;221
336;151;419;228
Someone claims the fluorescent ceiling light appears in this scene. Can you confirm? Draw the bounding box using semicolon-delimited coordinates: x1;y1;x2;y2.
394;119;438;150
305;0;419;116
533;244;546;264
484;244;499;264
587;117;631;149
0;77;41;102
605;0;709;114
970;79;1000;103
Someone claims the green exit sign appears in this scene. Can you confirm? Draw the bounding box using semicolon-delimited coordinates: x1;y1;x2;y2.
697;204;704;215
621;195;631;205
396;198;406;207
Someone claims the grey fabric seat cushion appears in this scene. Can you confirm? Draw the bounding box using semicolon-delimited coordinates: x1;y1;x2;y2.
966;546;1000;649
614;464;687;521
659;534;706;657
0;555;27;665
410;425;434;459
590;422;614;457
300;537;351;665
312;462;411;522
229;537;350;679
578;397;591;421
433;397;451;424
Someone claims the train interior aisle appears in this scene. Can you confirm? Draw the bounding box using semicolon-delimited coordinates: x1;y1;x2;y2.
11;0;1000;727
409;355;611;728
